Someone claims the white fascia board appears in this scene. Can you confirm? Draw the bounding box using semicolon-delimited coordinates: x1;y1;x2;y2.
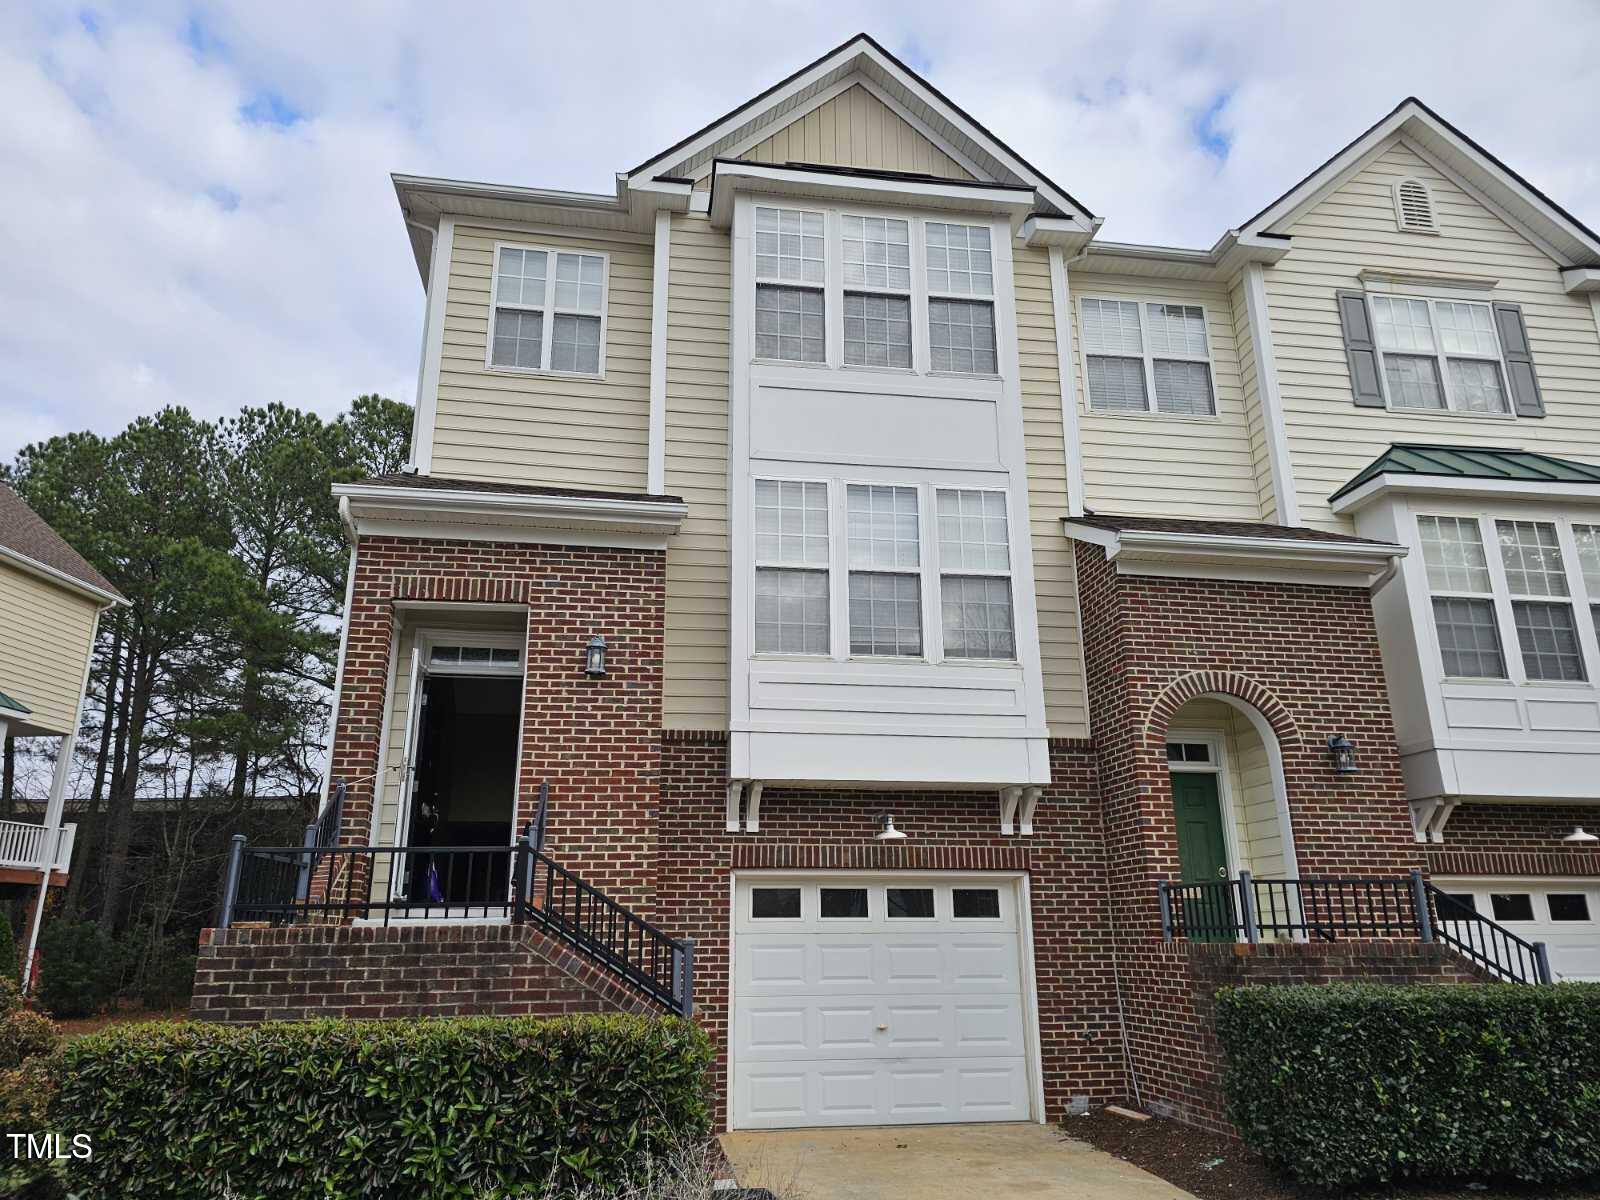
0;545;126;609
1063;520;1404;578
707;161;1036;230
1021;215;1098;252
334;483;688;544
1562;267;1600;294
1331;472;1600;516
394;172;627;214
1079;231;1290;280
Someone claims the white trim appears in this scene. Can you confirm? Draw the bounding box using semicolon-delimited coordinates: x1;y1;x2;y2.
333;482;687;546
1358;268;1498;298
411;216;453;473
1331;472;1600;516
1018;870;1046;1123
318;543;360;806
483;240;610;380
0;544;124;609
1562;268;1600;295
648;211;671;494
1399;134;1571;268
416;628;526;677
1064;521;1404;585
364;621;403;845
1243;262;1301;525
1048;248;1085;517
390;645;427;891
1363;291;1517;418
709;160;1036;231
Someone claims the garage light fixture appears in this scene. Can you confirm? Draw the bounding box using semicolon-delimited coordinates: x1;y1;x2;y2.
1326;734;1358;775
1562;826;1599;844
584;635;608;678
874;813;907;841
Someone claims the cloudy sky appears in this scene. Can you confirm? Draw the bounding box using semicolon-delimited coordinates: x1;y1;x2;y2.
3;1;1597;459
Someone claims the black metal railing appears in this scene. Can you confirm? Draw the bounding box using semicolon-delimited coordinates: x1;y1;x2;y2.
1159;871;1551;984
1426;883;1552;985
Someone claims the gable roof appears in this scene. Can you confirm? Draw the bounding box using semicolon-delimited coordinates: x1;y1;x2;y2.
625;32;1097;228
1331;444;1600;504
0;484;124;606
1240;97;1600;269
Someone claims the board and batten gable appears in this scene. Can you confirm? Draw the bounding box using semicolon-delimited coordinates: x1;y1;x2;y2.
1263;138;1600;530
430;224;654;493
1067;271;1264;521
0;559;100;736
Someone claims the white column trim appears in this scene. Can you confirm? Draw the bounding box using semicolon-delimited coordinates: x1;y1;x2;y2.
411;216;455;474
318;542;361;806
1242;261;1300;526
1047;246;1086;518
648;209;672;494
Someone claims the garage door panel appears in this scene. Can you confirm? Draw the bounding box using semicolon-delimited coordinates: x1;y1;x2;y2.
1435;878;1600;982
737;934;1023;995
737;1058;1030;1130
737;994;1026;1061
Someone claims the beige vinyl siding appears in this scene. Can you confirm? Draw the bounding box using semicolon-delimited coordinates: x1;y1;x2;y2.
1227;271;1280;522
663;213;732;728
370;623;417;898
1069;273;1263;521
1266;138;1600;530
1176;699;1285;878
430;225;653;492
728;85;974;182
0;562;98;736
1015;246;1089;737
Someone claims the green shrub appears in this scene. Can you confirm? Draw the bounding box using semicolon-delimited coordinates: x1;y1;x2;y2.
0;909;18;987
53;1013;713;1200
133;939;195;1010
36;919;116;1019
0;1007;60;1069
0;971;19;1014
1215;982;1600;1190
0;1057;59;1136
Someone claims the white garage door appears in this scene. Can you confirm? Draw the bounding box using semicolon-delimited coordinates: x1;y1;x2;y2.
732;875;1034;1130
1435;878;1600;981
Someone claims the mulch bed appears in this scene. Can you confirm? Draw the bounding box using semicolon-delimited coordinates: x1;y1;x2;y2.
1065;1110;1600;1200
51;1004;185;1039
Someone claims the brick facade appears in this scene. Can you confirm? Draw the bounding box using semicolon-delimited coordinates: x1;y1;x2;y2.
1426;804;1600;878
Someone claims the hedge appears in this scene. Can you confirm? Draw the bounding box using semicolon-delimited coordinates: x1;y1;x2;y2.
1215;982;1600;1190
51;1014;713;1200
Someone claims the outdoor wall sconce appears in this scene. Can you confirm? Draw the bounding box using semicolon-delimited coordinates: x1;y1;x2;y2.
1563;826;1599;844
1327;734;1359;774
874;813;907;841
584;635;608;678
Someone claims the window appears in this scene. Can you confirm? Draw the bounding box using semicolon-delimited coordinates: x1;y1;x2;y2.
754;480;830;655
1497;520;1585;681
926;223;997;374
886;888;935;919
1080;298;1216;416
754;206;826;363
847;484;922;656
1549;893;1591;922
953;888;1001;919
490;246;606;375
1490;893;1535;922
842;216;912;368
1166;743;1213;765
1368;295;1509;414
937;489;1014;659
751;887;801;919
1418;516;1506;678
1574;525;1600;638
820;888;869;919
1439;893;1478;918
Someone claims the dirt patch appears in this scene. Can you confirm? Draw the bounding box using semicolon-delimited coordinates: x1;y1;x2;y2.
52;1004;186;1039
1064;1110;1600;1200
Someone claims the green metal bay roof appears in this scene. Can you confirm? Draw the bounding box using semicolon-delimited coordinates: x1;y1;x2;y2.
1331;444;1600;502
0;688;32;716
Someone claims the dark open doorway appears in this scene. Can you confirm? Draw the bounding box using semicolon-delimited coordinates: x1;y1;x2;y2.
401;674;520;905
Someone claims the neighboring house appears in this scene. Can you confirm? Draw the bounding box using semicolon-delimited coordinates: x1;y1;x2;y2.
194;35;1600;1134
0;484;125;987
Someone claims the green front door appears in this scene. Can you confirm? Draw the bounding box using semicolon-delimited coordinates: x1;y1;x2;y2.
1171;772;1233;940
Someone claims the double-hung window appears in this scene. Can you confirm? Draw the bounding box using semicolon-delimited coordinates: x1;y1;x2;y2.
490;246;606;375
925;222;997;375
753;480;831;654
1368;295;1510;414
1418;516;1506;678
1576;525;1600;639
847;484;922;655
1497;520;1585;681
1080;298;1216;416
842;216;913;368
937;489;1014;659
754;207;826;363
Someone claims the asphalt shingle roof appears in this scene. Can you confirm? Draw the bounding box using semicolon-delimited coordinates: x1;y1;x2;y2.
0;484;122;600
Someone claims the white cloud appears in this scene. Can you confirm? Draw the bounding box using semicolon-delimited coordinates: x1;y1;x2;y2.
3;0;1597;459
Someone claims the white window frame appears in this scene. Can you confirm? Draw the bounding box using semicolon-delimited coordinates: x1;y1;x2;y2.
1076;295;1218;418
752;475;834;658
416;629;526;678
1416;511;1600;686
485;241;610;379
1366;291;1514;418
748;202;1005;380
843;481;924;659
933;485;1017;663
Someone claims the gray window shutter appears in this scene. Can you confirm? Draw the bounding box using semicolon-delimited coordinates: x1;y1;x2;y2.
1335;290;1387;408
1492;302;1546;418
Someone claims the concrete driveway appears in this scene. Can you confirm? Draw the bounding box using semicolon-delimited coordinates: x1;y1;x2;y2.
720;1123;1197;1200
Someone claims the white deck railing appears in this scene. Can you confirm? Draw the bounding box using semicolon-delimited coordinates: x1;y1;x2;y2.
0;819;77;873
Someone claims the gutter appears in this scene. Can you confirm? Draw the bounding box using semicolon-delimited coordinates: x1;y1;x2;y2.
0;545;126;609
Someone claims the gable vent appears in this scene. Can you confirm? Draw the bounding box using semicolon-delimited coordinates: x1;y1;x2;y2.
1393;178;1438;234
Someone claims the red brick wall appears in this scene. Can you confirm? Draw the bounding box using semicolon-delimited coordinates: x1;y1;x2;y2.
655;733;1129;1127
1427;804;1600;878
191;922;659;1022
327;535;666;912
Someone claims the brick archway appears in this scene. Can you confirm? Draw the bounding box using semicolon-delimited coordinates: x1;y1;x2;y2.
1144;670;1302;750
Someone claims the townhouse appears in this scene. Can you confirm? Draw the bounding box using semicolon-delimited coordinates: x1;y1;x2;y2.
195;35;1600;1133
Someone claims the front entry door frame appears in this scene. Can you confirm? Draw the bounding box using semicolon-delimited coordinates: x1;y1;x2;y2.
1166;728;1241;880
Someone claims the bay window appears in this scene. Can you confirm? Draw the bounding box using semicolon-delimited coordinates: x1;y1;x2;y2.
847;484;922;656
489;245;606;375
754;207;827;364
1576;525;1600;636
937;488;1015;659
754;479;830;654
1418;515;1506;679
925;222;997;375
1080;297;1217;416
842;216;912;368
1496;520;1585;681
1369;295;1510;414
